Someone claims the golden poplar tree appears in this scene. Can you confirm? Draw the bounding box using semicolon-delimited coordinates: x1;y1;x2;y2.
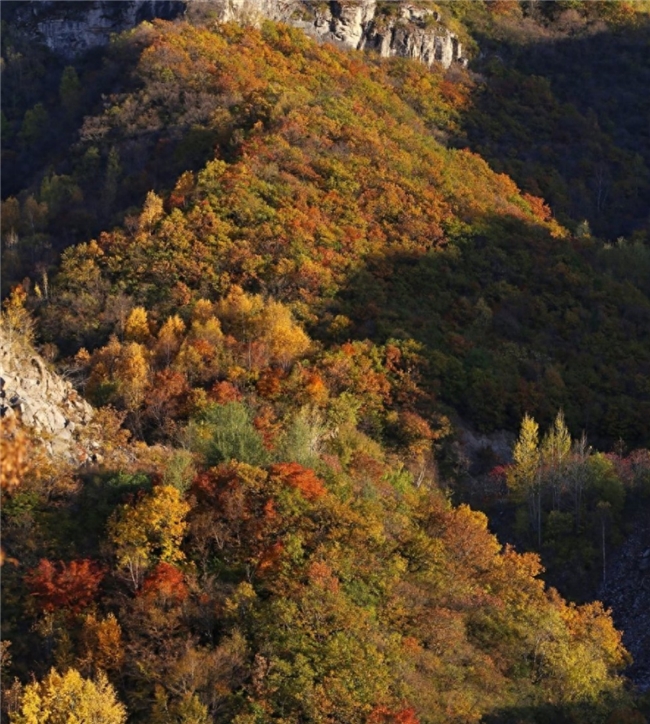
508;414;543;545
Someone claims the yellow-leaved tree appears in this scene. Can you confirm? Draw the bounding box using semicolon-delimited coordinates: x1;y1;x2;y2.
155;314;186;366
115;341;149;412
108;485;190;591
124;306;150;343
216;286;310;369
138;190;164;230
541;410;572;510
507;413;543;545
10;668;127;724
260;299;311;369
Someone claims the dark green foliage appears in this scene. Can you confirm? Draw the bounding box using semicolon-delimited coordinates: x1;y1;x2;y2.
341;218;650;447
457;11;650;239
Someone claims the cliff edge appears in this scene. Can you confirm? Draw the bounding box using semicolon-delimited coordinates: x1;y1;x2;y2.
4;0;466;68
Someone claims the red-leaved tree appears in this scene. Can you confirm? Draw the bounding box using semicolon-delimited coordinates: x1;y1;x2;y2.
25;559;104;613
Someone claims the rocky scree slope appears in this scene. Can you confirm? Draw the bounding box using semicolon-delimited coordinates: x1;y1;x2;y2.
0;328;93;460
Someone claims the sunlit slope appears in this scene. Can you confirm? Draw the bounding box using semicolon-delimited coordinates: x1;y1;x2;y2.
34;19;650;446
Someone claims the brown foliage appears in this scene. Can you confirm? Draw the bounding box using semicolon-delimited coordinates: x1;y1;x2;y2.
0;417;29;497
253;406;281;450
307;560;340;593
81;613;125;674
256;367;285;399
144;369;191;423
208;380;242;404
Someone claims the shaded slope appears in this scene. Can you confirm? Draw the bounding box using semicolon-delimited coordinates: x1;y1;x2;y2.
457;10;650;238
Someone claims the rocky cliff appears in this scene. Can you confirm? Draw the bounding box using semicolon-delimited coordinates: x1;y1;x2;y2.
5;0;465;69
0;329;93;459
320;2;465;69
3;0;186;59
219;0;466;68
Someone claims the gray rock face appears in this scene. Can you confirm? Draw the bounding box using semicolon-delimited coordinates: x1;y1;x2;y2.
4;0;185;59
0;329;93;459
215;0;301;24
6;0;465;69
239;0;467;69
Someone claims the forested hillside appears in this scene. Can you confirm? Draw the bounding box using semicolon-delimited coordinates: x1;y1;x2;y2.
2;3;650;723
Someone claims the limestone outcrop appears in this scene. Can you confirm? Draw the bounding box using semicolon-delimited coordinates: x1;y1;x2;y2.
5;0;466;69
0;329;93;459
3;0;185;59
219;0;467;69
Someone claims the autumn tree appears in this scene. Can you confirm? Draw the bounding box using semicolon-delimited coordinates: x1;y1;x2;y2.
268;462;326;502
0;417;29;498
39;240;111;348
80;613;125;674
144;369;191;429
139;562;189;606
25;559;104;614
216;286;264;369
139;191;164;230
541;410;572;510
10;668;127;724
507;414;543;545
115;341;149;412
259;299;311;369
156;315;186;367
124;306;150;343
2;286;34;343
108;485;190;591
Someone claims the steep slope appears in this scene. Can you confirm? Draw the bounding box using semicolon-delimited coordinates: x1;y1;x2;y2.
458;6;650;239
1;16;646;724
16;17;648;448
